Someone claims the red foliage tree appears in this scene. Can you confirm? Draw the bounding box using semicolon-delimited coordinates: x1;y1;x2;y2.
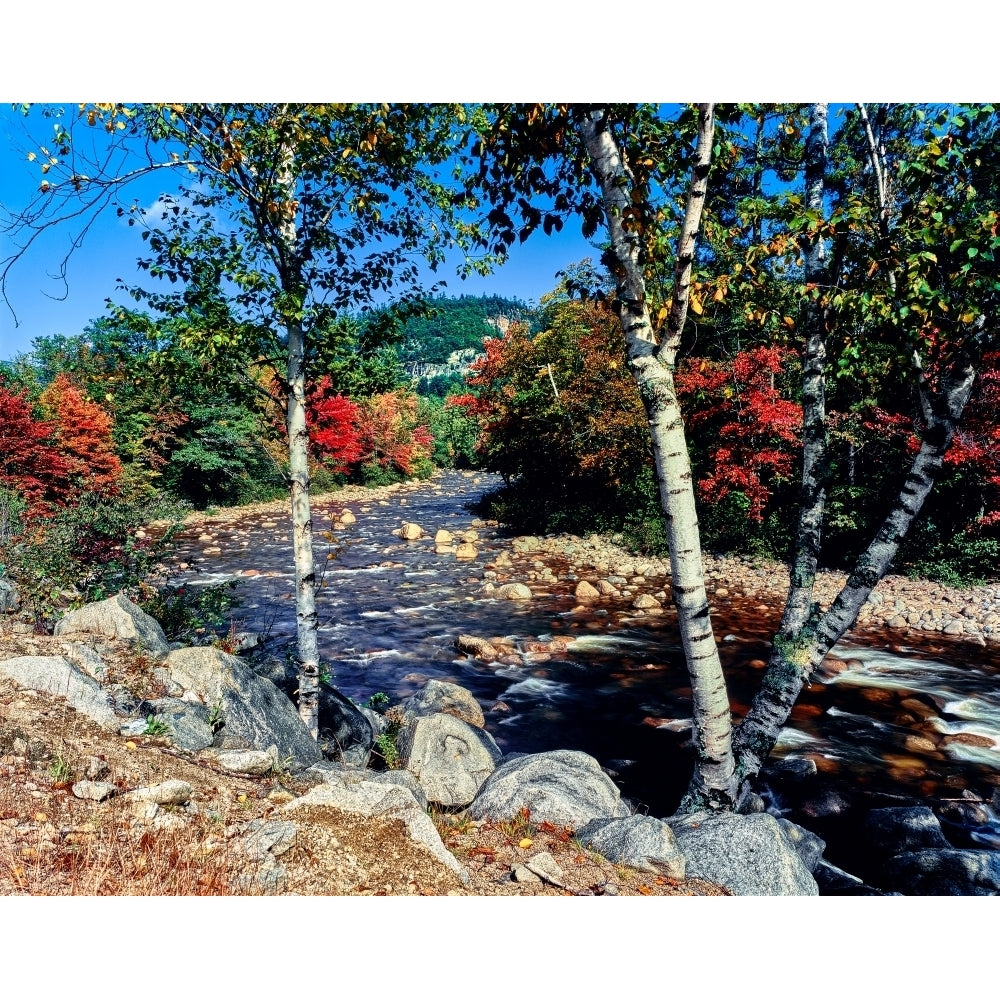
306;376;363;473
355;389;434;477
38;374;122;495
676;346;802;522
0;383;72;513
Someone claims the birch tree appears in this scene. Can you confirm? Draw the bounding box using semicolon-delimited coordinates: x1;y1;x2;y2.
471;102;1000;811
5;103;482;737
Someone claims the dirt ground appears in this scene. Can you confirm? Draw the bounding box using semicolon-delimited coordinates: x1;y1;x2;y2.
0;626;725;897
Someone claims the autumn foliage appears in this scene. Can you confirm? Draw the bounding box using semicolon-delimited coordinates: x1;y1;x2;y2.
675;346;802;522
38;374;122;494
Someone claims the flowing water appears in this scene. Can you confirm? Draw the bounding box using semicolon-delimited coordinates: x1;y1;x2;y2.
165;471;1000;880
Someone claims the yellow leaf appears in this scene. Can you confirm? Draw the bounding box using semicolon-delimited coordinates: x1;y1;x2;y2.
960;311;976;323
33;812;48;823
656;306;669;323
518;837;533;849
125;741;137;751
782;316;795;329
689;293;704;316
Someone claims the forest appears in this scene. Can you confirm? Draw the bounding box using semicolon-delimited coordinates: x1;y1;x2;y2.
1;103;998;811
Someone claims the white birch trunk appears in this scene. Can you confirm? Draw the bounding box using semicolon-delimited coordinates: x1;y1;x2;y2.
576;106;737;810
275;138;321;737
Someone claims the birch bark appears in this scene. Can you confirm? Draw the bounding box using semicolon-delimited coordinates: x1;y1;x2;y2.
576;106;737;810
275;136;321;736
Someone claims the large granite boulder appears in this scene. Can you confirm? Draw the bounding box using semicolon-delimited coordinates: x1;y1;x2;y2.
669;811;818;896
576;815;686;878
404;679;485;729
164;646;321;769
881;849;1000;895
399;713;502;807
469;749;630;829
54;594;170;655
305;761;430;811
0;655;119;730
281;776;468;882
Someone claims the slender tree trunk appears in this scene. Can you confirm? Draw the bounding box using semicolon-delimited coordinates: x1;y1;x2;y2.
274;135;321;737
576;105;737;811
732;359;977;789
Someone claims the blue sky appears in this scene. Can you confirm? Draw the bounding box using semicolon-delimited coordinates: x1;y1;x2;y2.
0;105;603;361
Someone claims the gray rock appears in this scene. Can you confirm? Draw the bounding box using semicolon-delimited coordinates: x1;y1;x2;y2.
304;762;430;812
512;863;542;883
145;698;215;751
125;779;193;806
496;583;532;600
576;815;686;878
54;594;170;655
0;655;119;730
281;778;468;882
777;818;827;873
669;811;818;896
82;756;110;781
862;806;951;859
72;780;116;801
0;578;19;614
237;819;298;859
319;683;375;762
525;851;566;887
404;679;486;729
813;860;889;896
215;749;276;775
59;642;109;682
164;647;321;770
469;749;631;829
400;713;501;807
881;849;1000;895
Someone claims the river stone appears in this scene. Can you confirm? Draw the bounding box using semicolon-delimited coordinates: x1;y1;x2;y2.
861;806;951;859
574;581;600;601
405;678;486;728
164;647;321;769
669;811;819;896
145;698;215;751
399;522;424;540
399;713;502;807
54;594;170;655
282;777;468;882
880;849;1000;895
0;656;120;730
319;682;375;764
632;594;662;610
497;583;532;601
338;509;356;525
0;578;19;613
469;749;631;829
576;815;686;877
434;529;454;545
455;542;478;560
777;818;827;873
455;635;499;664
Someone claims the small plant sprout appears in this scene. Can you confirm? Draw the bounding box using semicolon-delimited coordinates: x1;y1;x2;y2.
143;715;170;737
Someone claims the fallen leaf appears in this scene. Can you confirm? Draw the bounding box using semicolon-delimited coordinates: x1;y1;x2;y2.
518;837;533;849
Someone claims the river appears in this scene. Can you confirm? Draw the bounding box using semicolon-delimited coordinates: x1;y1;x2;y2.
163;470;1000;886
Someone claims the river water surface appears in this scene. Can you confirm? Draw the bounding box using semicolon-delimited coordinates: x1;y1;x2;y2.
165;471;1000;881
